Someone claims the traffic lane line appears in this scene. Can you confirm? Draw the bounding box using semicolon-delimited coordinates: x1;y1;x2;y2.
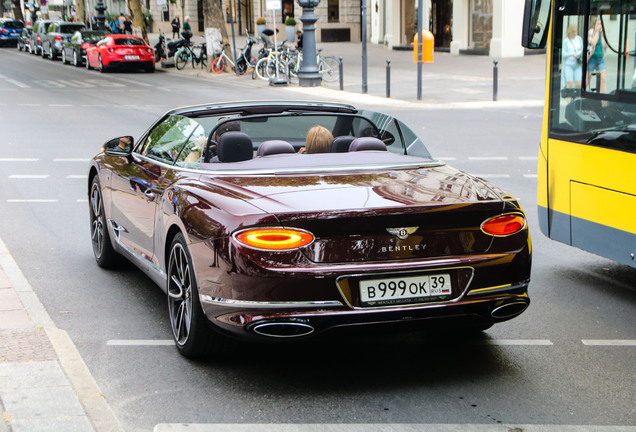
582;340;636;346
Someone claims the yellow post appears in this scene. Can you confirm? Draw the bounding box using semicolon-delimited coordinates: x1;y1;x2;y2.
414;31;435;63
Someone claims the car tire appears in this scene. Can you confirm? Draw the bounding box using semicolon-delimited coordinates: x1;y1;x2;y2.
145;65;155;73
89;176;120;268
49;47;56;60
62;49;68;64
98;55;106;73
73;50;80;67
167;233;232;358
86;55;91;70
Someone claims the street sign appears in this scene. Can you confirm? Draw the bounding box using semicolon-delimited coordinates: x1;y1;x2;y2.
266;0;281;10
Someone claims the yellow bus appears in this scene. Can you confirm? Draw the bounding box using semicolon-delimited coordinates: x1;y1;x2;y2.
523;0;636;267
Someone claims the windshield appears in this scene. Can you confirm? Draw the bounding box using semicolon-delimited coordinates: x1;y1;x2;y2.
550;0;636;152
114;37;145;46
135;110;434;170
2;21;24;29
60;24;85;34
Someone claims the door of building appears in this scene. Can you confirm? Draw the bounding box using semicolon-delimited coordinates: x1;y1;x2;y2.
431;0;452;48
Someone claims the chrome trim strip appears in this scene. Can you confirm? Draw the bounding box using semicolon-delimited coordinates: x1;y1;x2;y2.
199;295;343;308
467;280;530;296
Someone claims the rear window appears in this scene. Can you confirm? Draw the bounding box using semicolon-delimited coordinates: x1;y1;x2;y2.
114;38;145;46
60;24;85;34
2;21;24;29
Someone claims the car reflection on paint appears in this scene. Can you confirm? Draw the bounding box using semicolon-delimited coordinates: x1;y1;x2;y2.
88;101;531;358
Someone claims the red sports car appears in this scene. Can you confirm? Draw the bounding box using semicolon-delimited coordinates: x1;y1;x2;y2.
88;101;531;358
86;34;154;72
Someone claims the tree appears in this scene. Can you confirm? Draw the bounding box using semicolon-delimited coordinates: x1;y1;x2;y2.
202;0;230;70
74;0;85;26
129;0;148;43
11;0;24;22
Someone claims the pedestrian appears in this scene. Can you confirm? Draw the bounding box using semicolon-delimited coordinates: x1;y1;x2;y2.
124;15;133;34
109;17;119;33
182;16;192;41
562;23;583;89
118;13;126;33
587;16;607;94
171;15;180;40
296;30;303;50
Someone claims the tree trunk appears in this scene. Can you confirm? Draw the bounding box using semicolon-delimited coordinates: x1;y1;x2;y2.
129;0;148;44
11;0;24;22
75;0;86;26
202;0;231;71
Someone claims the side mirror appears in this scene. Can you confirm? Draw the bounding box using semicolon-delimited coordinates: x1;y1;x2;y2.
103;136;134;156
521;0;550;49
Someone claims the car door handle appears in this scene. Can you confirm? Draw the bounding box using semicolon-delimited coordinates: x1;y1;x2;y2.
144;189;156;201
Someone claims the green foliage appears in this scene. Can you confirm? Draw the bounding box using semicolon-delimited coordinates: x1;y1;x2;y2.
142;7;153;23
256;17;266;25
285;17;296;26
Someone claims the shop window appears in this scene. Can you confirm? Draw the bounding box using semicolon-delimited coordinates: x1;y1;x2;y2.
328;0;339;23
470;0;492;50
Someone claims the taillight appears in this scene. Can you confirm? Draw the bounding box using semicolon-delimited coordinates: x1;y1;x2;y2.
234;228;314;251
481;214;526;236
54;35;63;41
0;29;7;34
37;35;41;42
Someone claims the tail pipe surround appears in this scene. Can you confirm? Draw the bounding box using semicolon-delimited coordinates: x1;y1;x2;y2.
250;319;315;338
491;301;529;319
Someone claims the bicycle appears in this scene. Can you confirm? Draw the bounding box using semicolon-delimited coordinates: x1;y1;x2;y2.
287;49;340;83
211;37;257;75
253;41;292;81
175;42;208;70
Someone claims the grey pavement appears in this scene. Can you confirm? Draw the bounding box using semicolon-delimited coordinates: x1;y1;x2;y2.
150;33;547;107
0;236;122;432
0;38;546;432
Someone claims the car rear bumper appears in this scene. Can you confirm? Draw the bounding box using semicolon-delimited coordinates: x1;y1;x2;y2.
104;60;154;69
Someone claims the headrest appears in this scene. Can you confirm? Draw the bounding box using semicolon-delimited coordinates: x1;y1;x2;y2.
348;137;387;152
256;140;296;157
216;132;253;162
329;136;356;153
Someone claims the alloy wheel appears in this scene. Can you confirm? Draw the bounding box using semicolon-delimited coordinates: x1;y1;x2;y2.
168;242;193;346
90;182;105;260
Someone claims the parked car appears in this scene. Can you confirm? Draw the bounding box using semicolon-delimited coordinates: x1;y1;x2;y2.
86;34;155;72
0;19;25;47
61;29;106;66
16;26;32;52
41;21;85;60
30;19;54;55
88;101;532;359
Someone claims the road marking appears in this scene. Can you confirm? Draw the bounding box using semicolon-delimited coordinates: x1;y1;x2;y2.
468;156;509;161
6;199;58;203
53;158;91;162
17;103;40;107
57;80;95;88
107;339;174;346
437;157;456;161
582;340;636;346
8;174;49;179
0;158;39;162
523;174;538;178
66;175;88;179
77;199;88;203
49;103;73;107
116;78;155;87
483;339;553;346
474;174;511;178
5;79;30;88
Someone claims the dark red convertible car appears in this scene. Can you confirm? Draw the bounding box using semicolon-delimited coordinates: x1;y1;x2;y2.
88;101;531;358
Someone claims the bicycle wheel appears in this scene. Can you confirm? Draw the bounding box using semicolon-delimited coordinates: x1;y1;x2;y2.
266;59;287;79
287;60;299;84
319;56;340;82
201;53;207;68
211;56;225;74
175;50;189;70
254;57;269;80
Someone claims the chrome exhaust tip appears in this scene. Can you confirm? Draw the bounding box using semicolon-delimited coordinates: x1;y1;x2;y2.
491;301;529;319
251;320;315;338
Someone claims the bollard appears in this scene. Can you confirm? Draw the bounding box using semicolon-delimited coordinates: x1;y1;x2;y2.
386;59;391;98
493;60;499;101
339;56;343;91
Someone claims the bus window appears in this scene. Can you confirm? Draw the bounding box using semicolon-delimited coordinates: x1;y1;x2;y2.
550;0;636;153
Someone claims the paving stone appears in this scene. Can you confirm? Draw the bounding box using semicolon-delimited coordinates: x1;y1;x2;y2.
1;385;86;420
9;415;94;432
0;361;67;389
0;311;32;331
0;288;23;311
0;330;57;363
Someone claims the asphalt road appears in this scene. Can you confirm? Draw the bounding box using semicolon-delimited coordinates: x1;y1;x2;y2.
0;47;635;431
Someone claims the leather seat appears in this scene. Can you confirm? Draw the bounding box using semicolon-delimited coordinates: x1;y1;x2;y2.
348;137;387;152
216;132;253;162
256;140;296;156
329;136;356;153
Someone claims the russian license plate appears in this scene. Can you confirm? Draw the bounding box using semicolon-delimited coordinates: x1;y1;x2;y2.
359;273;452;305
124;55;139;60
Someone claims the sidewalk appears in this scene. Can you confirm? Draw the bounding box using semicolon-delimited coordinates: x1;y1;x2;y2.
150;33;547;106
0;237;122;432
